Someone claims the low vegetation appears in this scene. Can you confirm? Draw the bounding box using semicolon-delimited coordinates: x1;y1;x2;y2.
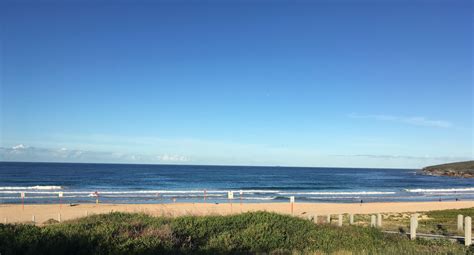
422;160;474;178
0;210;472;255
351;207;474;236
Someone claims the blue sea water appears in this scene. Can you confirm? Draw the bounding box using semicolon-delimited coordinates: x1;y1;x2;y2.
0;162;473;204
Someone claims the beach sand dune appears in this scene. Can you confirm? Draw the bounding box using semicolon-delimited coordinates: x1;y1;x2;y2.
1;201;473;225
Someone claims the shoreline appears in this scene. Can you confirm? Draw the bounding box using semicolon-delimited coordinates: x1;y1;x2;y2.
1;201;473;225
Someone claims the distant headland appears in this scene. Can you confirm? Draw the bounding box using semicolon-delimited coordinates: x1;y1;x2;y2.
422;160;474;178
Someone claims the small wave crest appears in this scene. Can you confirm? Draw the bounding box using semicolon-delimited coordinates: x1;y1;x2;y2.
240;196;276;200
278;191;396;195
404;188;474;193
0;185;62;190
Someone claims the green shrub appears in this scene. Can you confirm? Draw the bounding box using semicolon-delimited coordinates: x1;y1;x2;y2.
0;211;468;255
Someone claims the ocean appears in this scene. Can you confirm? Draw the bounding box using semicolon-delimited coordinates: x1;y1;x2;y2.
0;162;473;204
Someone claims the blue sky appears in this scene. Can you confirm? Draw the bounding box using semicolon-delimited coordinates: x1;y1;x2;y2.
0;0;472;168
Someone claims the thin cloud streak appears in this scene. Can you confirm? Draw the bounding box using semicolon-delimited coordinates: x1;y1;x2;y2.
349;114;453;128
334;154;471;162
2;144;472;169
0;144;190;164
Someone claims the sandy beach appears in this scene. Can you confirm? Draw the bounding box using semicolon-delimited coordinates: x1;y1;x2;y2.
1;201;472;225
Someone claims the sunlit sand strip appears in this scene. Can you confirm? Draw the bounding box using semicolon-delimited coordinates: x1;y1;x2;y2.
0;201;473;225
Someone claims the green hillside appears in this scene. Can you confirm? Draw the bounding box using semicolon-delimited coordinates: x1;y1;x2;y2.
423;161;474;178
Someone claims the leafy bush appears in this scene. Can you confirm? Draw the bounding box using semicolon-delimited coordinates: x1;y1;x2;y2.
0;211;469;255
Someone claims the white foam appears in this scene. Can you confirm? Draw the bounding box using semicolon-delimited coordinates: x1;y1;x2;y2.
422;192;474;196
0;191;63;194
278;191;396;195
0;190;220;195
0;186;62;190
0;189;397;196
307;196;363;199
0;196;56;199
405;188;474;193
238;190;280;194
161;194;224;198
241;196;276;200
87;190;225;195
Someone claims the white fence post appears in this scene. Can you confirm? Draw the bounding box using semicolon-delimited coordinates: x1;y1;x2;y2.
32;215;35;224
338;214;343;227
349;214;354;225
377;213;382;228
415;214;419;229
4;217;7;224
465;216;472;246
58;213;61;222
314;214;318;224
370;215;376;227
289;196;294;215
410;215;418;240
327;214;331;224
458;214;464;231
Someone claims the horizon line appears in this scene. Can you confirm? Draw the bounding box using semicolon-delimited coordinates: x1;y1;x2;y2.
0;160;421;170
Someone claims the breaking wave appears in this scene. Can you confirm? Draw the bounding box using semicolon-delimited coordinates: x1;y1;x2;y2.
404;188;474;193
0;186;62;190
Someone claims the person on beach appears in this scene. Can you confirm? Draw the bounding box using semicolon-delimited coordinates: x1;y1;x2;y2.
94;191;99;204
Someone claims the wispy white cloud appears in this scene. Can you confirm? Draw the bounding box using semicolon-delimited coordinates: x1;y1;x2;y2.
158;154;188;162
3;143;470;169
2;131;471;169
41;133;324;165
12;144;28;150
349;113;453;128
0;144;189;164
334;154;471;161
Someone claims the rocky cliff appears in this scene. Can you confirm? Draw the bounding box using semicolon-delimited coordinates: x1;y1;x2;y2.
422;160;474;178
